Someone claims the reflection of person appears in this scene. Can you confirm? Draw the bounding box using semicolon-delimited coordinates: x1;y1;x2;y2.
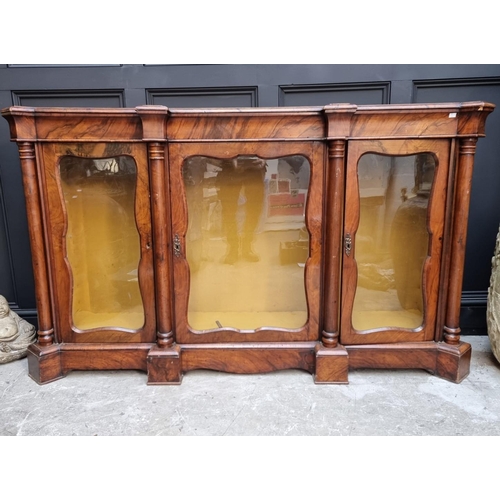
277;155;309;190
216;157;267;264
0;295;36;364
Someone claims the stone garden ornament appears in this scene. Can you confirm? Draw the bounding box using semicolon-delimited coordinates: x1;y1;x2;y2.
0;295;36;363
487;226;500;364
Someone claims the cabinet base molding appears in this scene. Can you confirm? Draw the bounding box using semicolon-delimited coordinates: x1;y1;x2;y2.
26;340;471;385
180;342;316;377
346;341;471;383
26;342;153;385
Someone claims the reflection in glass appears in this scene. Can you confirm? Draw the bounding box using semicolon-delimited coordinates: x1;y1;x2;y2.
60;156;145;330
183;155;310;331
352;153;435;331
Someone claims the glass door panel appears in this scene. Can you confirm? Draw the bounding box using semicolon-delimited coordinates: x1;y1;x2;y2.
182;155;310;331
60;155;145;330
352;153;435;331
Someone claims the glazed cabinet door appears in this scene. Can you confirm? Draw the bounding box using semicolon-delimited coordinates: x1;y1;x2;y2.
340;139;451;344
40;143;156;343
169;141;324;343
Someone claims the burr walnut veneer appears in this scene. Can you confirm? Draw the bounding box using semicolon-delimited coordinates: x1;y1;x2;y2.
1;102;494;384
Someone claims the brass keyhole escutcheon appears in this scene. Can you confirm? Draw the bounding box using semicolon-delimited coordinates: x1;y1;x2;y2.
173;234;181;257
345;233;352;257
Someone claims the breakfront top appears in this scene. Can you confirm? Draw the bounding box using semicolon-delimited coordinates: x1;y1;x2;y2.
2;102;494;143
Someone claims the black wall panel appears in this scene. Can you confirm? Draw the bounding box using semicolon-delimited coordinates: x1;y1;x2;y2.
0;173;15;303
13;90;124;108
413;78;500;292
279;82;390;106
1;64;499;333
147;87;257;107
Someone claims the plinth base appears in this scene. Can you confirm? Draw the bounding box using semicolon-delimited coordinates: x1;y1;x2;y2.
25;340;471;385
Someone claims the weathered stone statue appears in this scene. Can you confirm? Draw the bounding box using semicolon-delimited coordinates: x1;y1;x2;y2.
487;226;500;364
0;295;36;364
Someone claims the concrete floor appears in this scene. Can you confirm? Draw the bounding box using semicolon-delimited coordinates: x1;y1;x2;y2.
1;335;499;436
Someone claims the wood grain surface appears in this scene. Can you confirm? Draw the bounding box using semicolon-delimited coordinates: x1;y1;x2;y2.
1;102;493;384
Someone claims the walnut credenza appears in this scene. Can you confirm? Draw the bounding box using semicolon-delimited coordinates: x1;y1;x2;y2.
2;102;494;385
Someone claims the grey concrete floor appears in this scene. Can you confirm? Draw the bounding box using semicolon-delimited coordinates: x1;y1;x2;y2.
1;335;499;436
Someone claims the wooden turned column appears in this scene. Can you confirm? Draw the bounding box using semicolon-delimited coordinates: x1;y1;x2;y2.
444;138;478;345
148;142;174;348
314;138;349;383
322;139;346;347
137;106;182;384
18;142;54;346
315;104;356;384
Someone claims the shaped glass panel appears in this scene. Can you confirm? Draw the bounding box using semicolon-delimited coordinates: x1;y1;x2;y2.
183;155;310;331
60;156;145;330
352;153;435;331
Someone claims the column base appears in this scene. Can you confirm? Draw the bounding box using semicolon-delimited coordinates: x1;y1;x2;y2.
27;343;64;384
314;344;349;384
147;344;183;385
436;341;471;383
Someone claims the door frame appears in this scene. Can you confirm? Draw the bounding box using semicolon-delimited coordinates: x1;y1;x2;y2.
40;142;156;343
340;139;451;345
169;140;325;344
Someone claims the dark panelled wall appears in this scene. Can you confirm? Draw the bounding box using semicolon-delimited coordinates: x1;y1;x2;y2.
1;64;499;332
